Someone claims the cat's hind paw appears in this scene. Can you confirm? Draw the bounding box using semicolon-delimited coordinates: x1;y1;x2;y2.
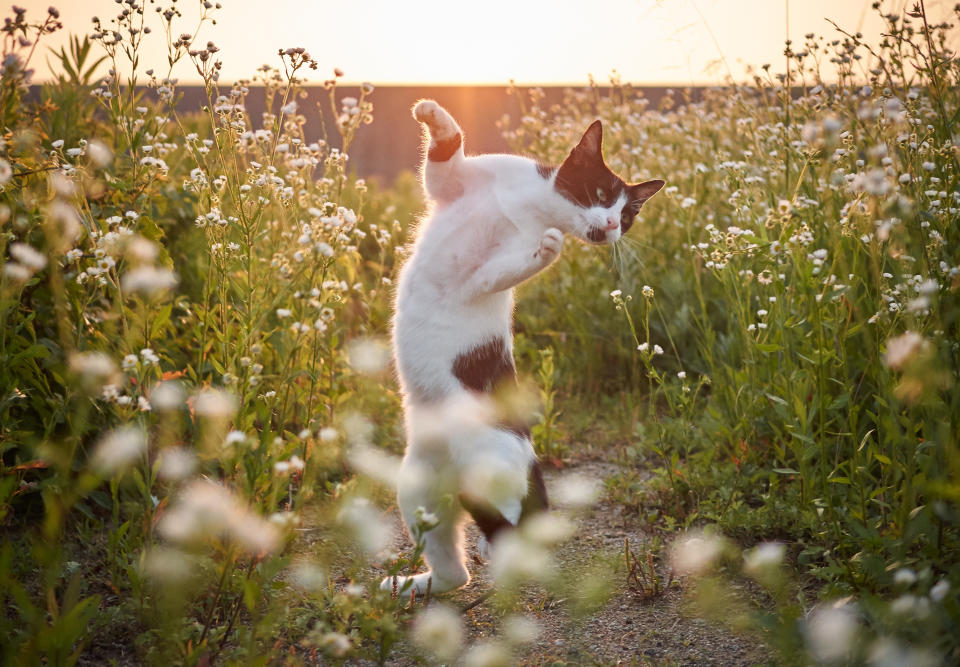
535;227;564;264
380;570;466;596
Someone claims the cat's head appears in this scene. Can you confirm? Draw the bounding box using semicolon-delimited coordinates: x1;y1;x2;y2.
552;120;664;244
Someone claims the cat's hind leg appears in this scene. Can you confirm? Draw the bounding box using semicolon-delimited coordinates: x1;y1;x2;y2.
380;454;470;595
413;100;465;203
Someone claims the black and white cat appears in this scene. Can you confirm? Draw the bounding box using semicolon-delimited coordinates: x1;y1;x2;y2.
384;100;663;594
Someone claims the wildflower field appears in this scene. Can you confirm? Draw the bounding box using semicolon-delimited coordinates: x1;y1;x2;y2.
1;1;959;664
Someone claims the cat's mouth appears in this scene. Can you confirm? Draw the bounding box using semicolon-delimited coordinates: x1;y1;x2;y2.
586;226;607;244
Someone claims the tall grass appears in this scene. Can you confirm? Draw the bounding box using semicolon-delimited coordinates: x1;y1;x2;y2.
506;2;959;660
1;0;958;663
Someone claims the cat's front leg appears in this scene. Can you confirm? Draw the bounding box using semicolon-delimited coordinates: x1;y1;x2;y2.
463;227;564;298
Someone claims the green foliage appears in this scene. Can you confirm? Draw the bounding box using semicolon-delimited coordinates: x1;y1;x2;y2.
2;0;959;664
506;1;960;661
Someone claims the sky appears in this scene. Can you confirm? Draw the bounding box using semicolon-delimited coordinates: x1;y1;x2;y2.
13;0;956;85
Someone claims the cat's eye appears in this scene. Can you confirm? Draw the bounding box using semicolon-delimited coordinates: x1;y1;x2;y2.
595;187;606;202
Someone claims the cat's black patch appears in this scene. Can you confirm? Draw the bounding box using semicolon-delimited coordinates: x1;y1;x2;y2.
452;337;515;393
587;226;606;243
458;462;549;542
458;494;513;541
428;133;462;162
521;460;549;517
536;161;556;180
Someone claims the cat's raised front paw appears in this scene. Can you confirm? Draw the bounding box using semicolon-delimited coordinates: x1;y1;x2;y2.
535;227;564;264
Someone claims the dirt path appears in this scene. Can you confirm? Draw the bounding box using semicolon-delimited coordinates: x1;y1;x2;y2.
370;457;772;666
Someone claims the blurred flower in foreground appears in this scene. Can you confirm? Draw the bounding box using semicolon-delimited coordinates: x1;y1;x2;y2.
193;388;238;418
503;614;540;645
346;336;391;375
121;266;178;295
157;447;196;481
90;424;147;474
347;442;400;489
150;381;185;412
882;331;925;370
552;473;601;508
143;546;195;585
289;562;327;592
805;603;859;663
670;532;726;575
412;603;463;662
158;479;282;555
337;496;392;555
462;640;511;667
868;638;938;667
69;351;119;390
743;541;785;575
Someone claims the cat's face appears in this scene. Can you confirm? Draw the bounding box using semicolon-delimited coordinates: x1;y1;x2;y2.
553;121;664;244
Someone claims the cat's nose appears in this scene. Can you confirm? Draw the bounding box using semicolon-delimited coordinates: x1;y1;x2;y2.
605;217;619;230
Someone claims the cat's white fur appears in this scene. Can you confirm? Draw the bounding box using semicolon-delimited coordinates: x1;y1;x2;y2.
383;101;633;595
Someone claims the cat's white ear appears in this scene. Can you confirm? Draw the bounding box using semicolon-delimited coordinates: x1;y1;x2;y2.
572;120;603;159
630;179;665;205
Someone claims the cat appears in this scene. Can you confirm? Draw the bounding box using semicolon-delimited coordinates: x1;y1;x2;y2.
383;100;664;595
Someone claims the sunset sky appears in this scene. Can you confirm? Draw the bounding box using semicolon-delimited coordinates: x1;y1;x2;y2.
14;0;954;85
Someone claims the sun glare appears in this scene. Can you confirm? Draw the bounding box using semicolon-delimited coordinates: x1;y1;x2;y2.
15;0;960;85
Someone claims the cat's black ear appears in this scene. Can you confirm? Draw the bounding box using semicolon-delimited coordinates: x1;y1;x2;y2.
630;179;665;206
571;120;603;162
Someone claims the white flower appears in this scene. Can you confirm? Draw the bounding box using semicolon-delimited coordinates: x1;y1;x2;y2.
289;562;326;592
319;632;350;657
490;531;553;586
0;158;11;184
121;266;178;295
412;604;463;662
806;605;858;663
671;532;724;574
319;427;338;441
337;496;392;555
642;285;654;298
462;641;511;667
158;479;282;555
609;289;622;298
883;331;925;370
347;337;390;374
637;342;649;352
90;425;147;474
3;263;30;282
677;371;687;379
280;101;297;114
275;308;292;318
193;388;238;418
552;474;601;508
87;140;112;168
893;568;917;586
930;578;950;602
9;243;47;271
151;381;184;411
157;447;195;481
653;344;664;355
122;354;139;370
744;542;785;573
69;352;118;385
225;430;247;445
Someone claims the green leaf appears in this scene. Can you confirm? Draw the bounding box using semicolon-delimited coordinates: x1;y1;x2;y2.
772;468;800;475
874;453;892;465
